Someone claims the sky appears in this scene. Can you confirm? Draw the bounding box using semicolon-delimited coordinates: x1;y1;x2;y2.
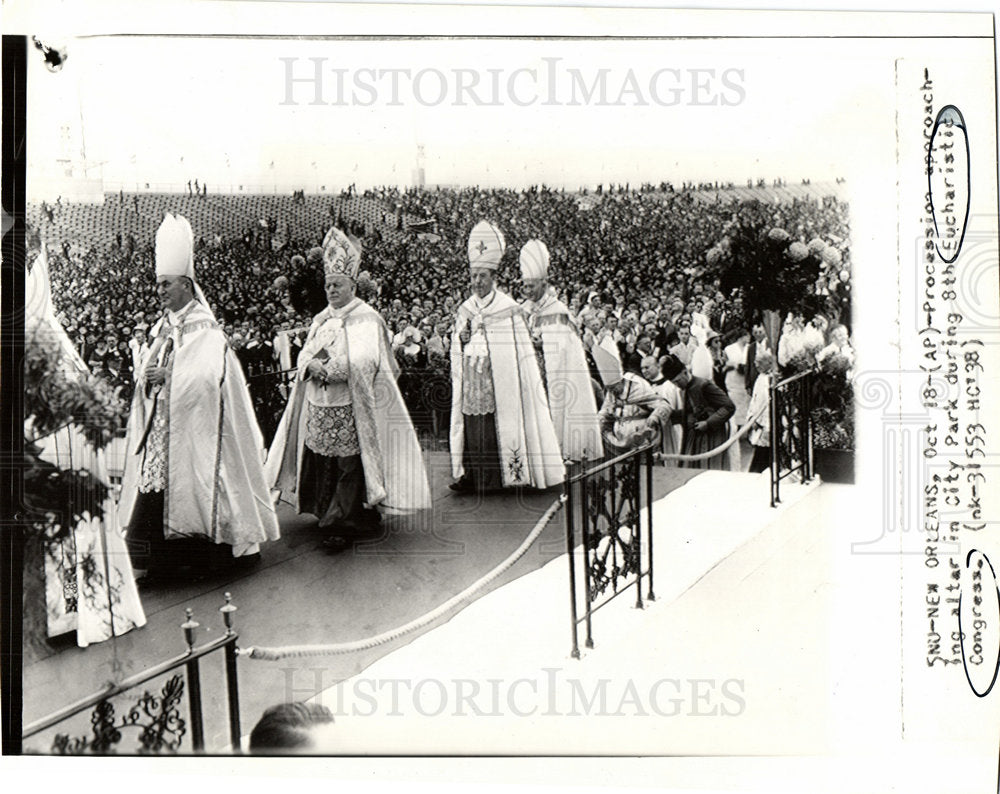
26;32;873;197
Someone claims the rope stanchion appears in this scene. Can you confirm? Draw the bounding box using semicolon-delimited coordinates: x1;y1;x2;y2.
239;494;568;661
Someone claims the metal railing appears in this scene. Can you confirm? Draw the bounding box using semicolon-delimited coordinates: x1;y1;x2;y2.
22;595;242;755
769;369;815;507
564;443;656;658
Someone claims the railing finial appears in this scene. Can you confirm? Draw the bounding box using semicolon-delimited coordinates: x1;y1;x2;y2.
181;608;200;651
220;592;238;636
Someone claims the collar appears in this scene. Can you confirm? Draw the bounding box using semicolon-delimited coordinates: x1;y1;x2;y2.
472;290;497;311
320;297;362;323
166;299;197;325
535;288;556;311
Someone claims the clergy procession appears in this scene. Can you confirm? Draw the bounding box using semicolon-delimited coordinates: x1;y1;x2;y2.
108;210;758;586
24;182;854;754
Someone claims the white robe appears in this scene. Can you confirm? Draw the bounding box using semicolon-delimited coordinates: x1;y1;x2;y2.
27;249;146;647
118;300;280;553
450;289;564;489
266;298;431;513
523;289;604;462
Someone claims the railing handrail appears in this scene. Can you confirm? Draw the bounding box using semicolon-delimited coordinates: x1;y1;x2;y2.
769;367;815;506
22;632;236;740
568;442;656;483
771;366;816;392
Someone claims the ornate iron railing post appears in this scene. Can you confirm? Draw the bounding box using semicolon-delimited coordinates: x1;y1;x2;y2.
564;443;655;657
645;445;655;602
24;595;243;754
804;369;815;481
181;608;204;752
580;454;595;650
770;377;780;507
633;454;644;611
564;461;580;660
220;593;242;751
770;369;817;506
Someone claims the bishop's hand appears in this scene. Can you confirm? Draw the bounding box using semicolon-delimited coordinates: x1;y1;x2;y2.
144;366;167;386
305;359;328;383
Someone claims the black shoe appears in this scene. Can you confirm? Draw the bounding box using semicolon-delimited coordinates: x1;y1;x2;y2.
321;535;350;554
232;552;262;571
449;476;475;493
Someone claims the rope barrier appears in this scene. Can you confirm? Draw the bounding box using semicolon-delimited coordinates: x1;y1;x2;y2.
239;493;568;661
240;401;771;660
656;401;769;463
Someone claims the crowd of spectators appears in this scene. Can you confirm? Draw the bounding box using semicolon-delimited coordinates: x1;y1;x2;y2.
36;183;851;447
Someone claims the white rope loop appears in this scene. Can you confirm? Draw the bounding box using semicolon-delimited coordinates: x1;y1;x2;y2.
656;401;768;463
239;402;770;661
240;494;568;661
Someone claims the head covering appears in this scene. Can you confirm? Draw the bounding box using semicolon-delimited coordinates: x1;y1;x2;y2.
519;239;549;281
155;214;194;281
467;221;505;270
155;213;215;317
321;226;362;280
660;353;685;380
705;329;720;344
591;343;623;387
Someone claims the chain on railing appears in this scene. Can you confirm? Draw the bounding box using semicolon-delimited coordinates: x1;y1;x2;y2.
564;443;656;658
769;369;815;507
22;594;242;755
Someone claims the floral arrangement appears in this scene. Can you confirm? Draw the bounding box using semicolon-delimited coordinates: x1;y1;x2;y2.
22;322;128;658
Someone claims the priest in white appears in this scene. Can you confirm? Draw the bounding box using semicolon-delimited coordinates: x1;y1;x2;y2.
266;227;431;551
519;239;603;463
449;221;564;492
119;214;280;584
27;246;147;644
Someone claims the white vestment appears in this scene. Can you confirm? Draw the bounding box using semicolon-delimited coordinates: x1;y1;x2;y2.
118;300;280;553
450;289;564;488
266;298;432;513
523;289;604;462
